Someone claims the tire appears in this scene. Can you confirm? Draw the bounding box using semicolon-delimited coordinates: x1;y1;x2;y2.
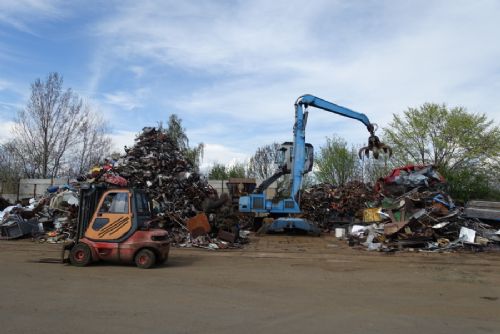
69;243;92;267
134;249;156;269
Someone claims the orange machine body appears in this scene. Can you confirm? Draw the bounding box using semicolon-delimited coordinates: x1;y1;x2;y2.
67;185;170;267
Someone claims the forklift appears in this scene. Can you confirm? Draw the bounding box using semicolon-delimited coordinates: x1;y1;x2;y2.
62;183;170;269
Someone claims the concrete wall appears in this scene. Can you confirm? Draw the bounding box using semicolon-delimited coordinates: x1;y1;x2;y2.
208;179;277;198
1;178;278;204
0;178;70;203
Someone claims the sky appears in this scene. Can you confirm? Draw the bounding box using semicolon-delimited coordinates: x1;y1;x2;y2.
0;0;499;171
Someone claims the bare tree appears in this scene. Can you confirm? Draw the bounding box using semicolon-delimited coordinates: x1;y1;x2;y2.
11;72;88;178
247;143;281;179
0;144;23;193
71;111;112;174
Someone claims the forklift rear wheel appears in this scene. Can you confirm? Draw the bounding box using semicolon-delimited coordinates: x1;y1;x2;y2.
69;243;92;267
135;249;156;269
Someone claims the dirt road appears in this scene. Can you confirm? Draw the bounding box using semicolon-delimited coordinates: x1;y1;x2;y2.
0;236;499;334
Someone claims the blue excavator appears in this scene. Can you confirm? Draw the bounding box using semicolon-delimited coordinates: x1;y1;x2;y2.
239;94;392;234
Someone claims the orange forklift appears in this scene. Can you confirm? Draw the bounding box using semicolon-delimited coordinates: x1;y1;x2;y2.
62;183;170;269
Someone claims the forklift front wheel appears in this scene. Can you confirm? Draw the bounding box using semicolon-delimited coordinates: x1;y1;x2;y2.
69;243;92;267
135;249;156;269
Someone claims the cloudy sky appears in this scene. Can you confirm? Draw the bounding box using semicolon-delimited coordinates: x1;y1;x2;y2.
0;0;499;170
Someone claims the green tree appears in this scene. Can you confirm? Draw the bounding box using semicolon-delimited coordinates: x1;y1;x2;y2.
165;114;204;171
384;103;499;170
227;162;246;178
208;162;246;179
208;163;227;180
314;135;358;185
384;103;500;201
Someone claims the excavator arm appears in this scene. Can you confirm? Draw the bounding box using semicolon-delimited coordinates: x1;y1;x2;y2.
290;94;390;199
239;94;391;234
295;94;373;130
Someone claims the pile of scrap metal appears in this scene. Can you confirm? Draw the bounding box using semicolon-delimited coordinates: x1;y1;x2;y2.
78;126;248;249
300;181;378;229
0;187;78;242
348;190;500;252
300;165;499;252
346;165;500;252
375;164;446;196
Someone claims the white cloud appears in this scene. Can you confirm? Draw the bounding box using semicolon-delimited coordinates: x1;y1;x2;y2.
109;130;137;153
93;1;500;124
0;0;68;33
0;119;16;143
200;143;249;171
102;88;149;111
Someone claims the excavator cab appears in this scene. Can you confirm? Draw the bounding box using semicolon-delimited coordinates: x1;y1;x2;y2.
63;183;170;269
276;142;314;174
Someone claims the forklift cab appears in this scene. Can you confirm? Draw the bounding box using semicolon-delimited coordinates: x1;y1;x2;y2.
84;188;151;241
275;141;314;174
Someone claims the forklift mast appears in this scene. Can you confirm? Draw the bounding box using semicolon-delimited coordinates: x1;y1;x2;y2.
76;184;108;242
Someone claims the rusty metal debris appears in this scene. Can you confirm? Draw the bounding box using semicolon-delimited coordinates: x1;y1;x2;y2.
300;165;499;253
301;181;378;229
109;127;247;249
0;187;78;242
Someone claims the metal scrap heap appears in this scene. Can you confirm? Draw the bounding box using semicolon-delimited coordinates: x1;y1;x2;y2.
115;127;216;221
300;165;499;252
347;190;500;252
0;188;78;242
301;181;378;228
113;127;244;249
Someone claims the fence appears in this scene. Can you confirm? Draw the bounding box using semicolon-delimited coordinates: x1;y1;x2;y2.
1;178;277;204
208;179;277;199
0;178;70;203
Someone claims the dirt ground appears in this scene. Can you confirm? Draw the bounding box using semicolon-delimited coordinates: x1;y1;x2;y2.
0;235;499;334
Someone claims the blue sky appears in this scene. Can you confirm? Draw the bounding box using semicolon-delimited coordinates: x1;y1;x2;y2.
1;0;499;170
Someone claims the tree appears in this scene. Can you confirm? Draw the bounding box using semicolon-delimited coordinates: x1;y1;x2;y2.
384;103;500;201
208;163;227;180
384;103;500;171
70;112;112;175
10;72;89;178
314;136;359;185
227;162;246;178
247;142;281;180
208;162;246;179
165;114;204;171
0;144;22;194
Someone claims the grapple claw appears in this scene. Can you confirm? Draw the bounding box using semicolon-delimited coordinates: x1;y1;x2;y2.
358;130;392;160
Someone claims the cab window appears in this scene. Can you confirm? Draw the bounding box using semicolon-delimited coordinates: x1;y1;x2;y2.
135;192;150;216
99;192;129;214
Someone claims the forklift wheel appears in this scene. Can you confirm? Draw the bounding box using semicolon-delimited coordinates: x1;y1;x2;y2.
69;243;92;267
135;249;156;269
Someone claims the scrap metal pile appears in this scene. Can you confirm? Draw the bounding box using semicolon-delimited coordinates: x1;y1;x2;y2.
301;181;378;229
112;126;245;249
115;127;216;216
302;165;500;252
0;187;78;243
